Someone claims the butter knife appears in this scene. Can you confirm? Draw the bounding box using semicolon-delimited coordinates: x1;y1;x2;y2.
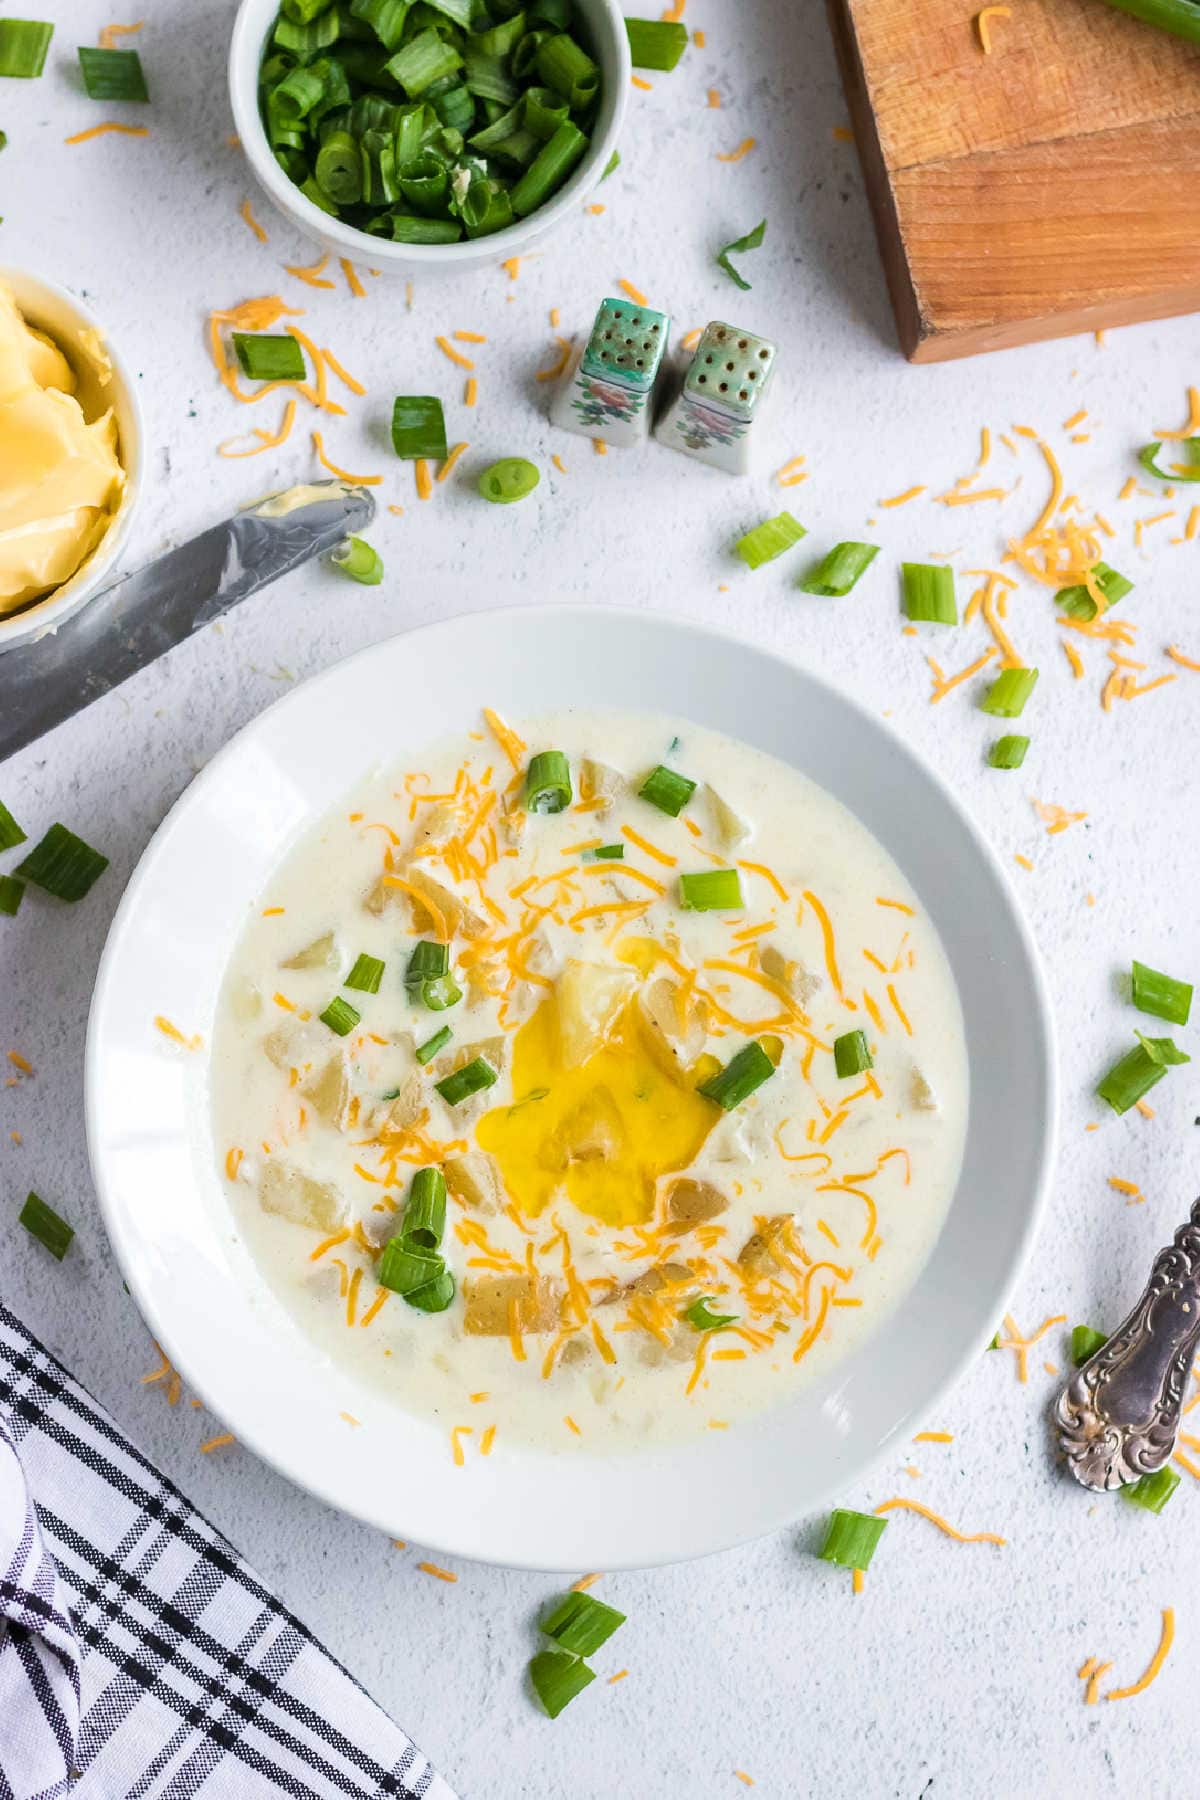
0;480;375;764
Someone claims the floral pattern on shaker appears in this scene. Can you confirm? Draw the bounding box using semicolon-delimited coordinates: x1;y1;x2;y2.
675;396;750;453
571;373;643;432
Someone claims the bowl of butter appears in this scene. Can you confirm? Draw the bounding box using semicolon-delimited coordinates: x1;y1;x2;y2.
0;267;143;651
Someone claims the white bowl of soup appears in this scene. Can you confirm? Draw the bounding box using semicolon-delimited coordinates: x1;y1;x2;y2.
86;607;1055;1570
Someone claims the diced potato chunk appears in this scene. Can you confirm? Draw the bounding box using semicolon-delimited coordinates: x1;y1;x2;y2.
262;1020;327;1073
759;944;821;1006
462;1273;563;1336
368;862;488;940
302;1056;351;1129
282;930;338;971
411;802;458;849
546;1087;624;1169
560;1334;592;1368
911;1067;938;1112
259;1162;343;1233
373;1076;426;1137
444;1151;504;1214
621;1261;693;1297
666;1177;727;1224
555;959;635;1067
738;1214;792;1277
578;757;624;814
699;783;752;852
639;974;706;1071
432;1036;507;1081
229;977;263;1023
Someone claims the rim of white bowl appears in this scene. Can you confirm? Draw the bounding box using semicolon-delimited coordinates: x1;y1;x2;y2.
228;0;630;270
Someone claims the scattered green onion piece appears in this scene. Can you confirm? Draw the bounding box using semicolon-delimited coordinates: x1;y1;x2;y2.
679;868;744;912
478;456;540;502
1093;0;1200;42
733;511;806;570
684;1296;737;1331
1096;1033;1189;1114
833;1029;873;1078
77;45;149;102
535;32;598;109
1138;439;1200;483
19;1191;74;1261
1071;1324;1108;1365
987;735;1029;770
344;951;385;993
388;213;463;242
698;1040;775;1110
582;844;623;861
378;1239;444;1294
407;939;449;982
525;750;572;813
232;332;307;382
402;1166;447;1248
1136;1029;1190;1065
623;17;688;68
1131;959;1193;1027
529;1648;595;1719
426;973;463;1011
435;1055;498;1106
331;535;384;585
818;1509;887;1571
796;541;878;597
0;875;24;916
510;119;587;216
0;799;26;850
541;1591;626;1656
386;26;462;95
901;562;957;625
987;1331;1001;1350
0;20;54;78
1054;562;1132;623
406;1265;456;1311
639;764;695;817
320;995;361;1036
391;395;447;460
415;1025;452;1064
601;147;619;179
16;824;108;902
315;128;364;203
1121;1465;1181;1514
980;666;1039;718
716;217;766;290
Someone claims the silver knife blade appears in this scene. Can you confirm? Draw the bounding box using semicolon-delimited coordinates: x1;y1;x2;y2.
0;480;375;763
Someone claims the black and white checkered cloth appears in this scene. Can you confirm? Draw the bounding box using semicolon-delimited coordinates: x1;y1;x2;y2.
0;1304;455;1800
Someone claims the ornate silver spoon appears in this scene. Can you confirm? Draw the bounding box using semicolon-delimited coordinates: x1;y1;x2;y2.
1056;1198;1200;1490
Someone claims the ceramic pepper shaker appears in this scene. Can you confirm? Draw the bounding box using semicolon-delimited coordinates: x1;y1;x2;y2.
653;321;777;474
548;296;671;447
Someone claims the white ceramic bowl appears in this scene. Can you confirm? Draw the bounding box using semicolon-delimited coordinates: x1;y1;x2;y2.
0;267;143;653
87;607;1056;1571
229;0;629;275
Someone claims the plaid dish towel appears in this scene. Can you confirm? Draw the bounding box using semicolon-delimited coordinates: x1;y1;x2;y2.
0;1304;455;1800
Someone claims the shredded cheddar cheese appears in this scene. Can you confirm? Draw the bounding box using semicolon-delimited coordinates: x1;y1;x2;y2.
65;122;149;144
311;432;382;486
99;20;144;49
716;138;756;162
285;253;337;290
874;1497;1005;1545
1105;1609;1174;1701
340;259;366;298
975;5;1011;52
239;199;268;243
618;279;649;306
417;1561;458;1582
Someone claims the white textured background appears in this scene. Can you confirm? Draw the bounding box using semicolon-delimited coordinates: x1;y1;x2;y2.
4;1;1200;1794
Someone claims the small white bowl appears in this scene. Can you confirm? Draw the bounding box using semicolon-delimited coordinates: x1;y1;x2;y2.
0;268;143;653
229;0;629;275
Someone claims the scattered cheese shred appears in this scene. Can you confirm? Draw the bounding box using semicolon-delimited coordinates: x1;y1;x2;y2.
1108;1176;1145;1203
437;442;469;483
480;1424;497;1455
608;1667;629;1683
1154;388;1200;440
878;485;925;508
311;431;382;486
436;335;474;370
631;74;653;90
7;1050;33;1075
464;376;478;407
450;1424;473;1466
1014;854;1033;871
154;1016;202;1052
594;438;608;456
975;4;1011;51
285;253;337;290
501;257;523;279
99;20;144;48
913;1430;954;1444
571;1572;602;1591
618;278;649;305
874;1497;1006;1545
199;1433;235;1453
1105;1609;1175;1701
217;398;297;459
995;1311;1067;1382
322;347;365;397
536;336;574;382
716;138;756;162
708;87;721;107
415;458;433;501
681;327;703;351
340;258;366;298
1032;799;1087;836
1061;639;1085;679
926;646;998;703
1167;644;1200;672
239;198;268;243
65;122;149;144
551;453;567;474
417;1561;458;1583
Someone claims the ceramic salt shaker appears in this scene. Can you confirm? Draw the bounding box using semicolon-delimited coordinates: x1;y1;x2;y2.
653;321;777;474
548;296;671;447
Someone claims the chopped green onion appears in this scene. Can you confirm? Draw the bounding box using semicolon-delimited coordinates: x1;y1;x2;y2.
300;172;340;215
0;799;26;850
320;995;361;1036
344;952;385;993
833;1029;872;1078
796;541;879;597
1096;1033;1189;1114
378;1239;444;1294
623;17;688;68
435;1055;498;1106
16;824;108;902
1121;1466;1181;1514
315;129;363;204
479;457;540;503
351;0;412;51
818;1509;887;1570
602;147;619;179
987;735;1029;770
424;973;462;1011
386;26;462;95
0;875;24;917
541;1591;626;1655
274;12;342;58
529;1648;595;1718
1138;439;1200;483
77;45;149;102
461;175;517;236
1131;959;1193;1027
391;396;448;461
0;20;54;78
387;213;464;242
679;868;744;911
406;1265;457;1311
1071;1324;1108;1365
399;148;450;213
698;1040;775;1110
980;666;1038;717
1136;1029;1190;1065
331;536;384;585
19;1191;74;1260
510;118;587;215
525;750;572;814
901;562;957;625
1093;0;1200;40
535;32;598;109
639;764;695;817
522;83;568;139
415;1025;452;1064
232;332;307;383
684;1296;737;1331
733;511;806;570
402;1166;447;1248
716;216;766;290
407;939;462;1011
1054;562;1132;623
582;844;624;861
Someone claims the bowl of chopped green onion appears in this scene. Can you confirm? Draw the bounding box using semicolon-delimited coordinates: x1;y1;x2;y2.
229;0;629;272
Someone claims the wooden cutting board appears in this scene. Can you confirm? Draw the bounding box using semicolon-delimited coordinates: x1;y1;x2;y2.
829;0;1200;360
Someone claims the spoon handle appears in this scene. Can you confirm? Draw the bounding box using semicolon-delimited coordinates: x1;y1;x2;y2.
1056;1198;1200;1491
